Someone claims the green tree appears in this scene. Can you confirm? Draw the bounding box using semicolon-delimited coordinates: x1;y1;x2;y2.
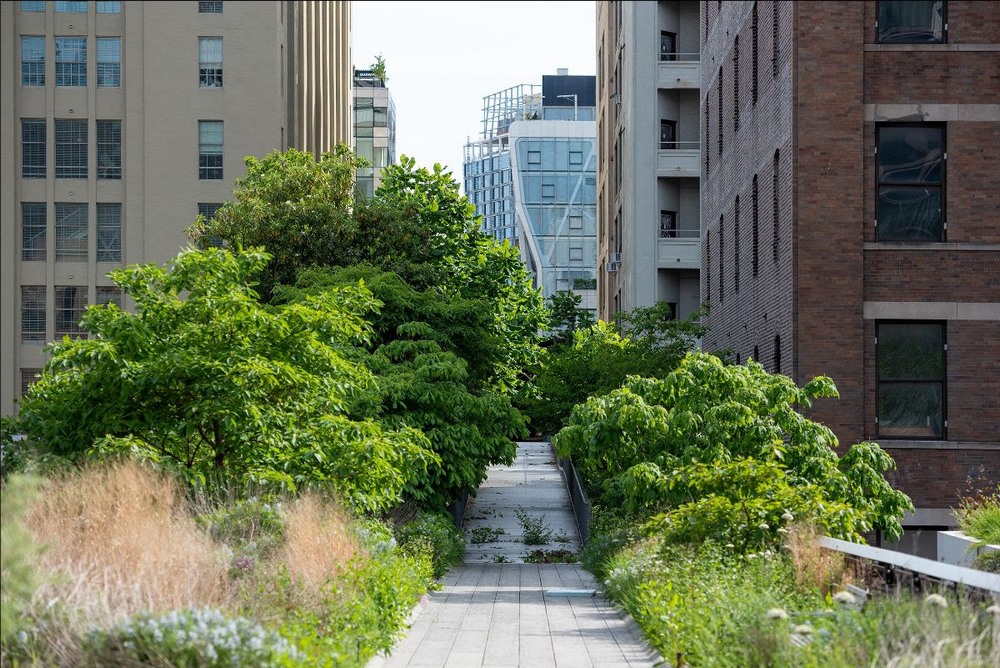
279;266;524;508
18;247;436;513
544;291;595;346
554;352;913;546
371;53;388;84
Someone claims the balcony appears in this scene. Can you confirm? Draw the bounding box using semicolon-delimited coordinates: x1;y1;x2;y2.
656;54;701;89
656;142;700;178
656;232;700;270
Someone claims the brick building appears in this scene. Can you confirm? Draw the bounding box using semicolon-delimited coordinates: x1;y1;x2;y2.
700;0;999;551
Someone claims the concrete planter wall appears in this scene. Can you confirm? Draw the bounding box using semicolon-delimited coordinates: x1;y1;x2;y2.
937;530;999;569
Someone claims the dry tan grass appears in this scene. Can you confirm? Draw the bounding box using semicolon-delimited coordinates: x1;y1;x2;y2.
26;459;231;624
783;523;849;595
278;492;359;593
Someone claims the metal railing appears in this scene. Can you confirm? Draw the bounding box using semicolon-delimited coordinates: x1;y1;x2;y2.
659;53;701;62
659;140;701;150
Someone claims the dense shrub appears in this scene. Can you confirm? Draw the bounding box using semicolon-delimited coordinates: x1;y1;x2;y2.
395;511;465;578
0;475;45;651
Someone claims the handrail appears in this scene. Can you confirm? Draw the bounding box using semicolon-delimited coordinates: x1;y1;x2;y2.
818;536;1000;594
659;53;701;62
659;141;701;150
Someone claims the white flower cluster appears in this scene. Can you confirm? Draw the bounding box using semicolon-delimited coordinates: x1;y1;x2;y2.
97;607;300;666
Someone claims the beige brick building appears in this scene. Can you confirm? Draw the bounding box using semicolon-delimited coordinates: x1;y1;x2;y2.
1;0;353;416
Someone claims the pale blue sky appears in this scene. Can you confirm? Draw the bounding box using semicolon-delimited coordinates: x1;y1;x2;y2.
351;1;597;188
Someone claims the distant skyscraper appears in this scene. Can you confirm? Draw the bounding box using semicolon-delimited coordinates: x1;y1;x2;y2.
464;71;598;312
352;66;396;197
1;0;353;415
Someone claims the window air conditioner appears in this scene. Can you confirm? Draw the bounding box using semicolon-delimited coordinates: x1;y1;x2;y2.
607;261;621;273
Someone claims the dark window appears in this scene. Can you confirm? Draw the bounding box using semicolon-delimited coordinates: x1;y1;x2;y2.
55;36;87;87
55;286;88;339
55;119;87;178
97;37;121;87
55;203;87;261
877;125;944;241
751;2;759;103
717;69;723;155
772;150;780;263
752;174;759;276
753;345;759;362
660;31;677;61
22;118;46;178
706;230;711;302
660;210;677;238
734;198;740;293
878;322;945;439
21;286;46;342
21;202;46;261
96;286;122;308
199;1;223;13
97;203;121;262
718;214;724;301
198;203;225;247
772;0;779;76
774;335;781;374
21;36;45;86
97;119;122;179
733;36;740;132
877;1;945;44
660;119;677;149
199;37;223;88
199;120;223;179
704;98;710;171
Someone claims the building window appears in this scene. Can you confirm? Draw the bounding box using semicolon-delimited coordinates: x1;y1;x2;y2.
199;37;223;88
717;69;723;155
705;99;710;171
21;36;45;86
96;119;122;179
198;120;223;179
55;286;88;339
569;215;583;229
660;31;677;61
877;322;945;439
96;1;122;12
752;174;759;276
774;335;781;374
660;119;677;149
55;203;88;261
21;203;47;261
569;151;583;165
96;286;123;308
706;230;711;302
55;36;87;87
772;0;779;76
198;203;225;247
569;247;584;262
660;210;677;238
199;1;223;13
55;1;88;11
21;119;46;178
772;150;780;263
877;1;945;44
21;369;42;397
718;214;724;302
97;203;121;262
541;184;555;198
876;125;944;241
527;150;541;165
21;2;45;11
751;2;759;104
97;37;121;87
55;119;87;178
733;36;740;132
21;286;46;342
734;197;740;293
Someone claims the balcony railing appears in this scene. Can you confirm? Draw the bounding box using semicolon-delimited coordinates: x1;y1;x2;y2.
657;54;700;89
656;142;700;178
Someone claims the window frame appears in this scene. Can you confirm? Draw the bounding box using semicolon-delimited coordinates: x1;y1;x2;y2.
660;209;677;238
876;320;947;440
659;119;677;150
96;1;122;12
21;118;46;178
55;1;88;12
55;202;88;261
55;35;87;87
660;30;677;62
21;202;47;262
21;35;45;87
97;36;121;88
54;285;88;339
198;120;224;180
55;118;88;179
21;286;47;342
21;1;46;11
199;36;223;88
198;1;223;13
876;0;946;44
96;119;122;179
876;123;945;242
96;202;122;263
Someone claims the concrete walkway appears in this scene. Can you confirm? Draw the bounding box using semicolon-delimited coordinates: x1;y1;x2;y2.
368;442;664;668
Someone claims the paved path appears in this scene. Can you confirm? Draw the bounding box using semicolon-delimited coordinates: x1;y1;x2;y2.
368;442;664;668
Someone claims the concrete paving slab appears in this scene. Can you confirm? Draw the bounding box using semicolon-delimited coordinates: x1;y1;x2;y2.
367;443;664;668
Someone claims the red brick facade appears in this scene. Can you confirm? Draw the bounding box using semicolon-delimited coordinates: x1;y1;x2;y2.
702;1;999;513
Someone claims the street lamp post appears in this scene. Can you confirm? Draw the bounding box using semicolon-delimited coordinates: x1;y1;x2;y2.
556;94;578;121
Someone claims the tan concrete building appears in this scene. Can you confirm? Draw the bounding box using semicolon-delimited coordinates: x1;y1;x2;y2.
596;1;702;322
1;0;353;416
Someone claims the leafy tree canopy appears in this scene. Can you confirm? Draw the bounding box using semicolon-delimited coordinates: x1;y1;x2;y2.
17;247;436;514
554;352;913;547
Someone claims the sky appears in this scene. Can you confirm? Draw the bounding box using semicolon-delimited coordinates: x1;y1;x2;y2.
351;1;597;189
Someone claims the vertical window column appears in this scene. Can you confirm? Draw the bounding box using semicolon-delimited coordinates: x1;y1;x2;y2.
55;119;88;178
21;203;47;261
199;37;223;88
21;119;46;178
198;120;223;179
97;203;122;262
97;119;122;179
97;37;121;88
21;286;47;342
21;36;45;86
55;36;87;87
55;203;88;261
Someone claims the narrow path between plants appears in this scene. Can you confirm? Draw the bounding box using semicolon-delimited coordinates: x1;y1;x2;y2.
368;442;664;668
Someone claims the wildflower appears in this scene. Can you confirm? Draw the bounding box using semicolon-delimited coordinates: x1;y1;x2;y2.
986;605;1000;616
762;550;773;558
759;522;770;530
781;512;795;522
776;527;789;534
793;624;813;635
924;593;948;609
767;608;789;621
725;543;735;549
833;591;856;606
